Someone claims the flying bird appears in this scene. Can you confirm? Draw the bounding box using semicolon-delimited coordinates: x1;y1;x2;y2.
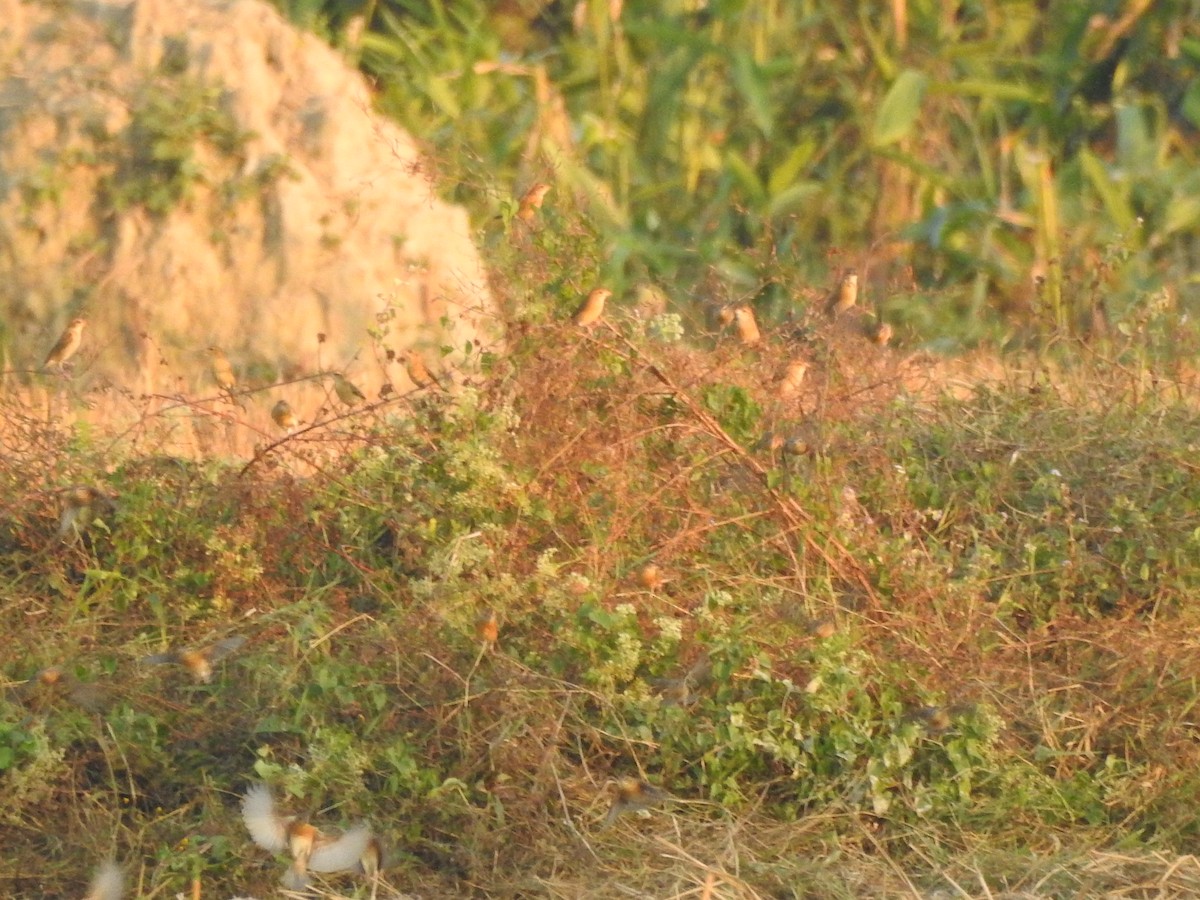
241;783;374;890
44;317;87;370
142;636;247;684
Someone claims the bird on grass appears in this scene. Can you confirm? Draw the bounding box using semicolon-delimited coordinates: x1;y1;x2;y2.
600;776;670;828
777;359;808;399
824;271;859;318
83;860;123;900
732;305;761;345
865;318;893;347
44;317;87;370
516;183;552;224
331;372;367;407
270;399;297;433
142;636;247;684
241;783;374;891
571;287;612;328
58;484;117;542
634;562;670;592
475;609;499;648
399;350;444;392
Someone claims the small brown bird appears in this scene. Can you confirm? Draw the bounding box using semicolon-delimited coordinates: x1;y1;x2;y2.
242;783;374;891
634;562;669;592
715;305;736;329
777;359;808;399
208;346;236;391
331;372;367;407
475;609;499;647
807;616;837;640
399;350;444;391
142;635;247;684
271;399;298;432
58;484;116;541
601;776;670;828
13;665;111;712
865;318;893;346
516;183;552;223
732;305;761;345
83;861;123;900
44;317;87;369
571;287;612;328
825;271;859;318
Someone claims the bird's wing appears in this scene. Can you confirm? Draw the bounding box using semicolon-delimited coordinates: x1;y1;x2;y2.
209;635;248;662
241;784;289;852
308;824;373;873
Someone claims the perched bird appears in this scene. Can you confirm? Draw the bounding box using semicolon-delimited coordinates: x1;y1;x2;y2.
475;609;499;647
825;271;859;318
58;484;116;541
208;346;236;392
44;317;87;370
634;562;669;592
516;183;552;223
571;287;612;328
807;616;837;640
270;399;298;433
399;350;444;392
142;636;247;684
241;783;373;891
83;860;123;900
777;359;808;399
732;305;761;345
715;305;736;329
331;372;366;407
601;776;670;828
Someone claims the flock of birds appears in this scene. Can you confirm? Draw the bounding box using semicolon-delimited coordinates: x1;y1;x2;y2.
32;183;891;898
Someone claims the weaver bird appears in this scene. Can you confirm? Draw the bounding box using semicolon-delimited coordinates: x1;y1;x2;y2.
270;399;297;432
83;860;123;900
142;636;247;684
475;609;499;647
777;359;808;399
516;183;552;223
58;484;117;541
13;665;111;712
207;346;236;392
601;776;670;828
571;287;612;328
44;317;87;369
732;305;761;345
399;350;444;391
241;783;374;891
825;271;859;318
330;372;366;407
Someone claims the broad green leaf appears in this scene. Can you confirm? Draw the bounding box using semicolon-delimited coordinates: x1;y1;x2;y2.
767;139;816;197
872;69;928;147
724;150;766;203
731;51;773;137
1078;149;1136;233
767;182;823;219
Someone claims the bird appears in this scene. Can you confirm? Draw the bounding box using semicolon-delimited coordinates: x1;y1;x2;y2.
208;346;236;391
865;318;893;346
58;484;116;541
516;183;552;223
601;776;670;828
271;399;297;433
241;783;373;891
732;305;761;345
44;317;87;370
475;609;499;647
807;616;836;639
142;636;247;684
777;359;808;399
12;665;111;712
331;372;366;407
83;860;123;900
634;563;669;592
824;271;859;318
399;350;444;391
571;287;612;328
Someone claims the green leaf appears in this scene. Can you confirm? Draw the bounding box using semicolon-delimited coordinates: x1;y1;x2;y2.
731;51;773;137
767;140;816;197
872;69;928;147
1078;149;1136;233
